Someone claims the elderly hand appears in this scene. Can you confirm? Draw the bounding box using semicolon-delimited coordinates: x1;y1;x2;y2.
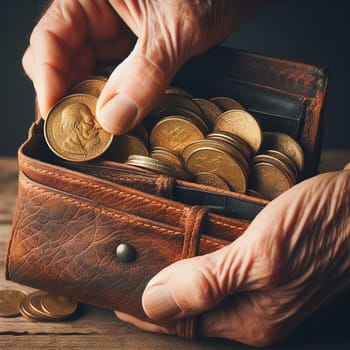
116;169;350;346
22;0;264;134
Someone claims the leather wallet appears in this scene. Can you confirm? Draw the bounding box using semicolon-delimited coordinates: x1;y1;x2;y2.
5;47;328;338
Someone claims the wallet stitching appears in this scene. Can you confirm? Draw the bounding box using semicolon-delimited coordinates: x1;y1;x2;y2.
23;162;183;213
23;162;246;232
22;176;183;236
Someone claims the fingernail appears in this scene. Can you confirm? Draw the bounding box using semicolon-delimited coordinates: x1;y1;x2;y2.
97;93;138;134
142;285;181;320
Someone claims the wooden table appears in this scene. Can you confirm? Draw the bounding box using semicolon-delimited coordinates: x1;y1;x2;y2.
1;151;349;349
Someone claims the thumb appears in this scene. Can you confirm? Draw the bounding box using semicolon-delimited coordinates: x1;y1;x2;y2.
96;41;176;135
142;231;270;321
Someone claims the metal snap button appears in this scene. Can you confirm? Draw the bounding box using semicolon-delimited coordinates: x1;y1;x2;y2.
115;243;137;263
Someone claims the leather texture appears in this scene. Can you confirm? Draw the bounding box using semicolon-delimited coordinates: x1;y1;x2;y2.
6;47;328;338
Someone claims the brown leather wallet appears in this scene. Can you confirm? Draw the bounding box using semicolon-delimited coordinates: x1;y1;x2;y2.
5;47;328;338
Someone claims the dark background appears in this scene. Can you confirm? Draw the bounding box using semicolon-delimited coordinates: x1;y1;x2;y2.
0;0;349;156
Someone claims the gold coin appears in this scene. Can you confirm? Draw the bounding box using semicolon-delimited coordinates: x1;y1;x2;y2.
210;96;245;111
165;86;194;99
207;131;252;160
182;139;249;177
41;294;78;319
153;93;205;121
250;161;294;200
19;291;52;321
195;172;230;191
151;147;192;180
0;289;27;317
70;77;107;97
29;291;56;320
192;98;222;130
265;149;299;182
151;146;185;169
185;147;247;193
254;153;297;185
214;109;262;154
126;155;177;177
106;134;149;162
150;116;205;153
262;132;304;173
156;106;209;135
44;93;113;162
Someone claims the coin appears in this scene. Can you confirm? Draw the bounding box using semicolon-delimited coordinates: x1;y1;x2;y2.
153;93;205;121
151;147;192;180
210;96;245;111
0;289;27;317
151;146;185;169
165;86;194;99
70;77;107;97
183;138;249;177
44;93;113;162
250;161;294;200
185;147;247;193
150;116;205;153
265;149;299;182
41;294;78;319
192;98;222;130
195;172;230;191
214;109;262;154
207;131;252;160
106;134;149;162
254;153;297;185
126;155;177;177
262;132;304;173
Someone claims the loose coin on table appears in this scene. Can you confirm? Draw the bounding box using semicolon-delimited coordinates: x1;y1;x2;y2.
0;289;27;317
44;93;113;162
41;293;78;319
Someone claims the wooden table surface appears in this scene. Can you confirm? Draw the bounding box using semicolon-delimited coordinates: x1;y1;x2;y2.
1;150;349;350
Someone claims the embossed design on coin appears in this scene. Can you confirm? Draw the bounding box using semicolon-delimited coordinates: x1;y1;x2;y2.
214;110;262;154
0;289;27;317
44;94;113;161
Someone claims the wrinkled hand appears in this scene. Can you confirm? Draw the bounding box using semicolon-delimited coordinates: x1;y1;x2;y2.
116;169;350;346
22;0;259;134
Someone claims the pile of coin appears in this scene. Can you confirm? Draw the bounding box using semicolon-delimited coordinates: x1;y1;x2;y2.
43;76;305;200
0;289;78;321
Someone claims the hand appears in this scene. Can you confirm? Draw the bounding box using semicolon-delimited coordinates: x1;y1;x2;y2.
22;0;264;134
116;169;350;346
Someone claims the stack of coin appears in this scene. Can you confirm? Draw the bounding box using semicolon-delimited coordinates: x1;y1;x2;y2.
126;155;178;177
43;76;306;200
0;288;78;321
182;138;248;193
249;131;304;200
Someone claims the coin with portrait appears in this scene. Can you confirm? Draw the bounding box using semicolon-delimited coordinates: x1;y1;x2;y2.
44;93;113;161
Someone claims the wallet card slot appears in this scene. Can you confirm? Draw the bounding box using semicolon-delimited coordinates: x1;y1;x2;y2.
173;185;265;221
173;75;306;139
